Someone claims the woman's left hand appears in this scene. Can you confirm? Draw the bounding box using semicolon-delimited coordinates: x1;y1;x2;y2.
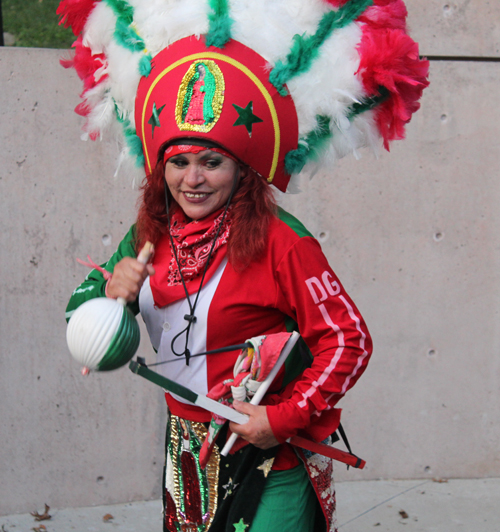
229;400;279;449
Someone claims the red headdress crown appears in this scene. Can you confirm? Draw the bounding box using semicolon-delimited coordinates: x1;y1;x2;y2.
135;36;298;192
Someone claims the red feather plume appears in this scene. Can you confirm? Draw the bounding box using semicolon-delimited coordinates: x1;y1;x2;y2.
358;0;407;31
60;35;108;92
322;0;429;150
322;0;407;30
357;26;430;149
322;0;349;6
60;34;108;132
57;0;99;36
325;0;349;7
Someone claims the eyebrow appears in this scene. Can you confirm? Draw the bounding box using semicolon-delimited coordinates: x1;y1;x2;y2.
199;152;222;161
168;152;223;163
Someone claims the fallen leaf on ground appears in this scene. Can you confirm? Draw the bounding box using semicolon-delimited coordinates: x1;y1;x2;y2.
432;478;448;483
31;504;51;521
103;514;114;522
399;510;409;519
32;526;47;532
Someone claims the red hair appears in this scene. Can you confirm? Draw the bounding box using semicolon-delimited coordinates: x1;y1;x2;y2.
135;159;277;268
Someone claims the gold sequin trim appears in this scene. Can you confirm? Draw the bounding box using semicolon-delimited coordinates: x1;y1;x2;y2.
169;417;182;524
191;421;220;530
169;416;220;531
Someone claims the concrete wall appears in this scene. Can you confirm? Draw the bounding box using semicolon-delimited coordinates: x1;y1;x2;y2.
0;48;166;516
405;0;500;57
1;4;499;515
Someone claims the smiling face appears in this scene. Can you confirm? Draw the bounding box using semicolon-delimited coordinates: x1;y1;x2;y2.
164;150;241;220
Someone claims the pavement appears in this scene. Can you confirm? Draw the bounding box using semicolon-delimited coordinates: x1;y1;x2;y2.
1;478;499;531
336;478;500;532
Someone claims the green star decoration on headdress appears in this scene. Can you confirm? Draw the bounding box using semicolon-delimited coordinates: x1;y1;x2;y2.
233;517;249;532
148;102;166;138
232;101;263;137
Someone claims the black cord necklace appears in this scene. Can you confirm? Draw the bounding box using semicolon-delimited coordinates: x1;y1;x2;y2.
163;166;240;366
145;342;251;368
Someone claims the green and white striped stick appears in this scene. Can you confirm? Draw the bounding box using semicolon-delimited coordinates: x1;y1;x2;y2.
128;360;249;425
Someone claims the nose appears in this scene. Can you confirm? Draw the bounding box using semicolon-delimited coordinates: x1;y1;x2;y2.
183;163;205;188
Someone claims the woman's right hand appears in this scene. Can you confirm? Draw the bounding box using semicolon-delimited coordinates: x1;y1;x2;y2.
106;257;155;302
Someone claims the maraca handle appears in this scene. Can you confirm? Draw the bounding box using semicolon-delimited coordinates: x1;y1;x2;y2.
117;242;154;307
137;241;154;265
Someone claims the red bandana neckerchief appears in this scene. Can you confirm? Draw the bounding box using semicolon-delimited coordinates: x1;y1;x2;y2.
149;206;232;308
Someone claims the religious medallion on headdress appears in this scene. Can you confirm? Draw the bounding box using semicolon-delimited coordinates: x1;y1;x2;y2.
175;60;225;133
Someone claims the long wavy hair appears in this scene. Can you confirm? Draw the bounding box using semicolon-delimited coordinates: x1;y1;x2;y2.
135;155;277;269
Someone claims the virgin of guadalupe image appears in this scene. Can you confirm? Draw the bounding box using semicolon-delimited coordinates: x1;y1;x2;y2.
182;62;217;127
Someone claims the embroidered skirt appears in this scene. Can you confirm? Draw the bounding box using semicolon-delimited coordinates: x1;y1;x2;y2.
162;414;337;532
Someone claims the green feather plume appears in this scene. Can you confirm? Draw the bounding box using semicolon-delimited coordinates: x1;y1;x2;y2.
285;115;332;175
270;0;373;95
105;0;134;25
205;0;233;48
114;20;146;53
124;127;146;167
114;100;145;167
347;86;390;119
139;54;153;77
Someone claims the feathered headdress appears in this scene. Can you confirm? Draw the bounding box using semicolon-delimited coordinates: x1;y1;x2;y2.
58;0;429;192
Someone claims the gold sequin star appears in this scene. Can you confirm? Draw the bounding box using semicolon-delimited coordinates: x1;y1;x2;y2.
222;477;239;499
257;457;275;478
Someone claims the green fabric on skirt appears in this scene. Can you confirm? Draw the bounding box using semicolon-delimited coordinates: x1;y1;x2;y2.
249;465;317;532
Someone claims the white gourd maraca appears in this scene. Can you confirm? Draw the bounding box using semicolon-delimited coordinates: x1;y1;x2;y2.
66;242;153;375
